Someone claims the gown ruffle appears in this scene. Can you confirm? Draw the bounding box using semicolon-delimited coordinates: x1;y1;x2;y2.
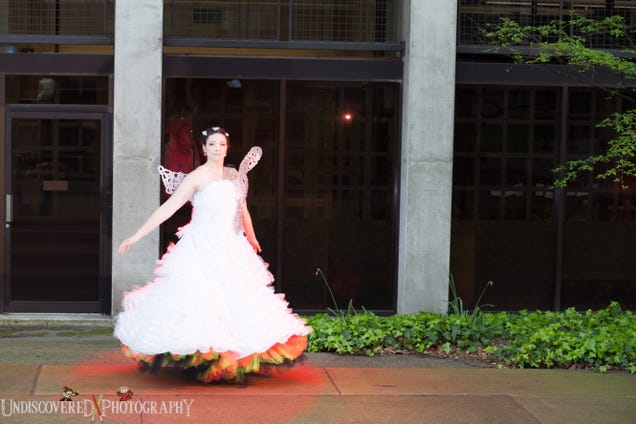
114;148;312;383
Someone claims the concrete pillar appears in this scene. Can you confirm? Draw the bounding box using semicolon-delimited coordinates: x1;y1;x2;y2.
111;0;163;314
397;0;457;314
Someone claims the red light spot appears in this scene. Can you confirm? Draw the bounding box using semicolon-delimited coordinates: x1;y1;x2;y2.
343;113;352;121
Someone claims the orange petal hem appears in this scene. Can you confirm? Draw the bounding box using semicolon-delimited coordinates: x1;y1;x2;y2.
121;335;308;383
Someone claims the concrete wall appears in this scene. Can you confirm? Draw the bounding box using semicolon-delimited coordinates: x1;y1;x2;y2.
111;0;164;314
397;0;457;314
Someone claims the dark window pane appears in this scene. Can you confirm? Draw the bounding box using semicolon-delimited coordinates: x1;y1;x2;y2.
478;190;501;220
284;80;398;310
482;89;504;119
508;89;530;119
568;125;592;155
531;192;553;222
566;191;591;222
6;76;109;105
533;124;556;153
504;192;526;220
479;157;502;186
594;192;617;222
569;91;593;119
535;89;558;119
9;118;102;302
507;124;529;153
505;158;527;186
455;87;478;119
454;157;476;186
454;123;477;152
532;158;556;187
563;222;636;309
481;124;503;152
452;190;475;220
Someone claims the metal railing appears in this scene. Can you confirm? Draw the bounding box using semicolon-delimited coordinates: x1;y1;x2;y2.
459;0;636;50
0;1;398;50
164;0;400;51
0;0;114;45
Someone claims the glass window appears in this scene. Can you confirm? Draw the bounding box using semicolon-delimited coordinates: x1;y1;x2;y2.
6;76;109;105
454;123;478;152
453;157;476;186
453;85;636;311
533;125;556;153
479;157;502;186
452;85;558;310
508;124;529;152
284;81;398;310
481;124;503;152
508;89;530;119
163;78;399;311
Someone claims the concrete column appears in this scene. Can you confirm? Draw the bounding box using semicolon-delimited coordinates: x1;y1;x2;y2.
111;0;163;314
397;0;457;314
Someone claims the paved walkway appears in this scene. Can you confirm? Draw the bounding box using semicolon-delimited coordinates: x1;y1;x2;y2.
0;318;634;423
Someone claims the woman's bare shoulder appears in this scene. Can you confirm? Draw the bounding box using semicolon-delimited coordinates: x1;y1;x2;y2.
180;166;208;185
224;166;239;179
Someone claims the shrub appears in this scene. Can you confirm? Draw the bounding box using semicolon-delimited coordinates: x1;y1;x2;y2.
304;302;636;373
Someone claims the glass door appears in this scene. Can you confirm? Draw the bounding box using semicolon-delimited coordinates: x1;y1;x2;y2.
4;111;111;312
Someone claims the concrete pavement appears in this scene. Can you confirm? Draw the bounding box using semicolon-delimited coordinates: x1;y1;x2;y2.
0;318;634;423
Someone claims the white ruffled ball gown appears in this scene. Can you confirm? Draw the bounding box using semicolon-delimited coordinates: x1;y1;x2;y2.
114;147;312;382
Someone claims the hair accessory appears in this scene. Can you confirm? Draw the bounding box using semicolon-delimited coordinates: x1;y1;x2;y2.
202;127;230;137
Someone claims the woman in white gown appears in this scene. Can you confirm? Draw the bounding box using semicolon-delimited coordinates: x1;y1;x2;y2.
114;126;311;383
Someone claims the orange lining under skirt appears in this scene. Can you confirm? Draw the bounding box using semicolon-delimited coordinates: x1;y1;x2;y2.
121;334;308;383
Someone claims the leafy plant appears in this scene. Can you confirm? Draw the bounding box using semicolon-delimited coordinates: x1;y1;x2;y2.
447;274;493;320
305;302;636;373
483;13;636;187
314;267;359;321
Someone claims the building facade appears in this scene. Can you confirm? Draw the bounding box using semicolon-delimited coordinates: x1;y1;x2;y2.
455;0;636;311
0;0;453;315
0;0;632;316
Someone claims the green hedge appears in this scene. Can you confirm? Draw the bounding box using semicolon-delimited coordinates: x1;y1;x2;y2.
304;302;636;373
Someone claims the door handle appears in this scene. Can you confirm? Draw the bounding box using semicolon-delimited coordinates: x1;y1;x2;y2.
5;194;12;223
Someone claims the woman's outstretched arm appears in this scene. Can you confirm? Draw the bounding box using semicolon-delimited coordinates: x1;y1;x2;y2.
119;174;197;255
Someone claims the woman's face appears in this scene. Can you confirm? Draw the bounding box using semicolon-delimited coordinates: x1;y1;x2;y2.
203;133;228;160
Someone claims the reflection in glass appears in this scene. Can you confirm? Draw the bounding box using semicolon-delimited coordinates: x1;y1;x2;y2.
285;81;398;310
479;157;502;186
568;125;592;155
6;76;109;105
482;89;504;118
478;190;501;220
508;89;530;119
535;89;558;119
531;192;553;222
532;158;556;187
454;123;477;152
505;158;527;186
163;79;398;311
533;124;556;153
481;124;503;152
452;190;475;220
569;90;593;119
504;192;526;220
9;119;101;302
453;157;476;186
507;124;528;152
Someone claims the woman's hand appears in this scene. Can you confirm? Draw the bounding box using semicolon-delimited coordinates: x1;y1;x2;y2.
119;235;139;255
247;236;262;253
